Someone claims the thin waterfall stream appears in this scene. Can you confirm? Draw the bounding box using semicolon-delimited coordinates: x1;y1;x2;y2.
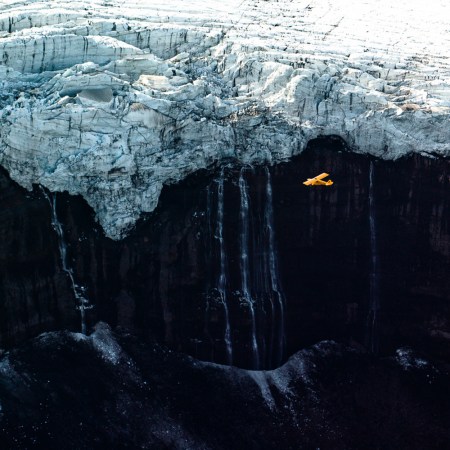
239;167;260;369
264;167;286;366
366;160;380;353
216;170;233;365
42;189;92;334
203;184;213;357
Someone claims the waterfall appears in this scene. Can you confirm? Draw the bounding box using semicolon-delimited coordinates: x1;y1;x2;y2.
367;161;379;353
264;167;286;366
239;167;260;369
216;171;233;365
204;184;213;355
203;166;286;369
43;190;92;334
251;169;270;365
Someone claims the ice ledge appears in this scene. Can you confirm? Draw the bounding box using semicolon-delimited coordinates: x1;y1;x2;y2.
0;0;449;239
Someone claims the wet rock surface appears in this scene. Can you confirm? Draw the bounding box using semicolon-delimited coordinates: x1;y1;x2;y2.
0;139;449;370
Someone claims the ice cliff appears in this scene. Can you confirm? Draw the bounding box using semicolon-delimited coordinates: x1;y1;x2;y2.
0;0;449;238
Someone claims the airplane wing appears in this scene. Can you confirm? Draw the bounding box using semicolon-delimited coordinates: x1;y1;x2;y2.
314;173;329;181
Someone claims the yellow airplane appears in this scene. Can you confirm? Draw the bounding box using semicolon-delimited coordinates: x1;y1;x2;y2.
303;172;334;186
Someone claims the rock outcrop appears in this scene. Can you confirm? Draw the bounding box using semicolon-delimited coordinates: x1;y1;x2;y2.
0;0;449;238
1;325;449;449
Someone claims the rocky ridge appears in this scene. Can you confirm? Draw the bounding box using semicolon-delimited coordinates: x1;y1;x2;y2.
1;323;449;449
0;0;449;238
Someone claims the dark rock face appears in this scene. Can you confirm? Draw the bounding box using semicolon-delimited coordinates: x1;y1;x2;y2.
0;325;449;450
0;138;449;369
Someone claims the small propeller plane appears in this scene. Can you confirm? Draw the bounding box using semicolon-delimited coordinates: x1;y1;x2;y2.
303;172;334;186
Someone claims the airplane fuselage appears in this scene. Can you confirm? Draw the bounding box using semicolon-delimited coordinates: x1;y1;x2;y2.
303;173;334;186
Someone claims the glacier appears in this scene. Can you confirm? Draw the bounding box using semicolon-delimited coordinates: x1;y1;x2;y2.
0;0;449;239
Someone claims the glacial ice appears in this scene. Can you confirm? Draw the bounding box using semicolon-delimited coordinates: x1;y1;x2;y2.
0;0;449;239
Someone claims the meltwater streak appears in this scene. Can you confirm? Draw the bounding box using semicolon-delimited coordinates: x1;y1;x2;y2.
250;168;271;366
366;161;380;353
216;171;233;365
264;167;286;366
239;168;260;369
42;190;91;334
204;184;213;356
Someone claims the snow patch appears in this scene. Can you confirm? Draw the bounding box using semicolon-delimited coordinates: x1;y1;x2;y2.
90;322;123;365
247;371;276;410
395;348;429;371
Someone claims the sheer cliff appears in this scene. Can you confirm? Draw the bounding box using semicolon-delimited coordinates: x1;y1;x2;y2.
1;141;449;369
